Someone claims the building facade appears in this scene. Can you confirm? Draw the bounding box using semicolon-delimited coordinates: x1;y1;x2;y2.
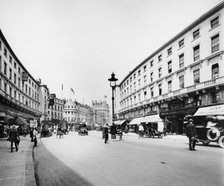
118;2;224;134
92;100;110;125
63;100;95;126
46;94;64;126
0;29;42;136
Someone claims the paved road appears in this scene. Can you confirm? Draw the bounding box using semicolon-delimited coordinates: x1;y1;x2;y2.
34;131;224;186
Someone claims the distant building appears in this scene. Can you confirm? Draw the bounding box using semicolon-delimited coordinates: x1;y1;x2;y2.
118;2;224;134
63;100;95;127
46;94;64;126
92;100;110;125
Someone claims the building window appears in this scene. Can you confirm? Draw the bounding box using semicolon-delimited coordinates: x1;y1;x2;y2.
138;79;141;86
179;39;184;48
25;84;27;93
179;75;184;89
143;65;147;72
4;48;7;58
150;87;154;97
9;68;12;80
211;34;219;53
18;77;20;88
158;68;162;78
168;61;172;73
179;54;184;68
144;75;147;82
158;54;162;62
14;90;16;99
14;73;16;84
193;45;200;61
193;29;200;39
130;77;132;83
18;67;21;74
168;80;172;92
158;84;162;95
144;91;147;100
193;69;200;84
211;16;219;29
0;56;1;72
150;60;154;67
138;70;141;76
9;87;12;97
0;41;1;50
212;63;219;79
14;61;17;69
150;72;153;82
4;62;7;75
167;47;172;56
9;56;12;63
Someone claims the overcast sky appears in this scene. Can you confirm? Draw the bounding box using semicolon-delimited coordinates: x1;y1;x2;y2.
0;0;223;105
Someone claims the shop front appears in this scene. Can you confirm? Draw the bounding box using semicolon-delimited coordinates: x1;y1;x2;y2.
160;106;198;134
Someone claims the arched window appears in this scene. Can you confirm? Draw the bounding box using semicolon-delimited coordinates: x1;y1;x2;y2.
212;63;219;79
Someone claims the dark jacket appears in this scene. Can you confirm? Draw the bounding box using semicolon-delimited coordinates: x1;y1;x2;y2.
110;125;117;135
186;122;197;138
9;127;19;142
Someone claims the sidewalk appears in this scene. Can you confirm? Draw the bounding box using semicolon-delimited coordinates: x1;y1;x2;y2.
0;136;36;186
124;132;187;140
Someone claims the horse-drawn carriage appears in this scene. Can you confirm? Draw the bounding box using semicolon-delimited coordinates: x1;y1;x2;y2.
78;123;88;135
56;128;64;138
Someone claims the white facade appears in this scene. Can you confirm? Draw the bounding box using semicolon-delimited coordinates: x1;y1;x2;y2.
118;2;224;134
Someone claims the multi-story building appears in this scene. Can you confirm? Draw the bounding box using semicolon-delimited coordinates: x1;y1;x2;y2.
92;100;110;125
46;94;64;126
0;29;42;136
39;84;50;123
63;100;95;127
118;2;224;134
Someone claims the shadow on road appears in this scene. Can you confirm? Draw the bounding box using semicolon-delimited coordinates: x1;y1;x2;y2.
32;142;93;186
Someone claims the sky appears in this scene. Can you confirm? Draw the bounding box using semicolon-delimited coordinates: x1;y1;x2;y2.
0;0;223;105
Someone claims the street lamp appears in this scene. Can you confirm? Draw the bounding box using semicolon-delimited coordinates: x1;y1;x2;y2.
108;72;118;125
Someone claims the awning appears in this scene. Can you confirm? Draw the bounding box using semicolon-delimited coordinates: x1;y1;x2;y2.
114;120;126;125
128;117;143;125
16;116;29;126
194;104;224;116
141;114;163;123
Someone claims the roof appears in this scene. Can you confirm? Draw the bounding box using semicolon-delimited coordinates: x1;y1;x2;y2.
119;1;224;86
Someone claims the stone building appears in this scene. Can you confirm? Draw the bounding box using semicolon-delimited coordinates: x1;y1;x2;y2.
118;2;224;134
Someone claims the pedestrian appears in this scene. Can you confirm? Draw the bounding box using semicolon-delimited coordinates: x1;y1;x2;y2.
30;127;34;142
103;124;109;143
110;124;117;139
33;127;38;147
8;125;19;153
117;124;123;141
186;118;197;151
138;124;144;138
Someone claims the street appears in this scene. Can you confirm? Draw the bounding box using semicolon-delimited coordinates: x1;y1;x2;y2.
34;131;224;186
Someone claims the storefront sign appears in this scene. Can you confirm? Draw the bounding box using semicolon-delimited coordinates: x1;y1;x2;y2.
194;104;224;116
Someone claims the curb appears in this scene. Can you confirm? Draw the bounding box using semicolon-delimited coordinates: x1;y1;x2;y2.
25;143;36;186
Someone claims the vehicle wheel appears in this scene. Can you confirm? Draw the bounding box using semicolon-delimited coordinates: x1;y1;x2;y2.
207;128;220;141
218;135;224;148
202;140;210;146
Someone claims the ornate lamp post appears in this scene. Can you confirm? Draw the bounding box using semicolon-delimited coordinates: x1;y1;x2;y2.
108;72;118;124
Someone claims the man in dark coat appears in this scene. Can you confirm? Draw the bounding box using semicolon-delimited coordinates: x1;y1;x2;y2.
186;119;197;150
103;124;109;143
110;124;117;139
9;125;19;152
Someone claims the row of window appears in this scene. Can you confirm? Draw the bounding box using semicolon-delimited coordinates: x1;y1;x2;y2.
0;77;39;110
121;15;221;90
121;64;219;102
